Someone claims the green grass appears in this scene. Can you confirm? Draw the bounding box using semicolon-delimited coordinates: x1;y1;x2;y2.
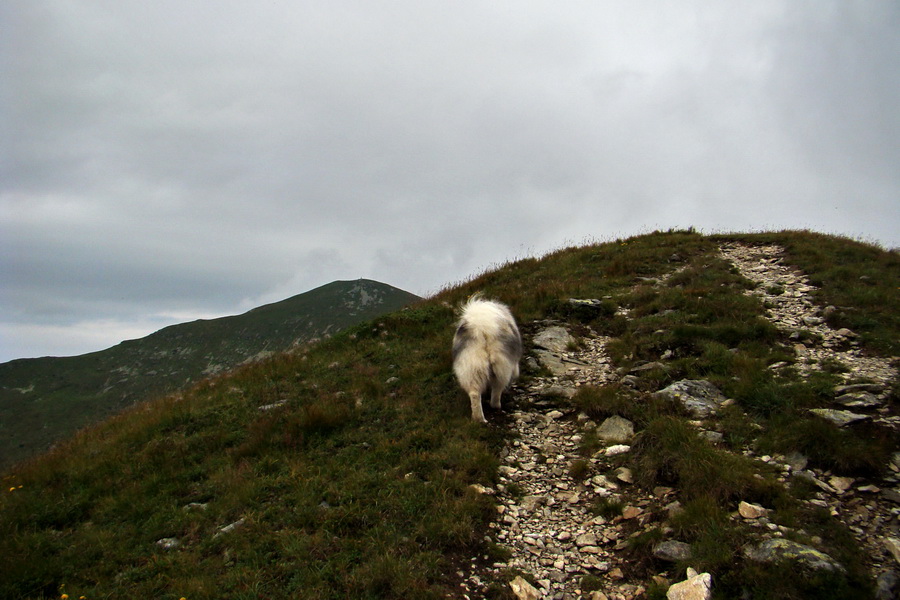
0;280;421;471
0;229;896;599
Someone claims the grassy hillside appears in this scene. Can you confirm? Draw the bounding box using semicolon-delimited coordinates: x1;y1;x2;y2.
0;230;896;599
0;279;420;470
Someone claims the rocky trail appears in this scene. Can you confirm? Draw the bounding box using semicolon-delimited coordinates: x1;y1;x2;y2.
460;243;899;600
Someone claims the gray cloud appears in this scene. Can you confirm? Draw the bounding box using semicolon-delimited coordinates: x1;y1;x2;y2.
2;1;898;361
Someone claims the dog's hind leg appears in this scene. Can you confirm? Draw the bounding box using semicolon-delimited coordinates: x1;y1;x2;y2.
469;390;487;423
489;385;502;410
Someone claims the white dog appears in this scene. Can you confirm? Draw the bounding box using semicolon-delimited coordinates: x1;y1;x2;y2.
452;295;522;422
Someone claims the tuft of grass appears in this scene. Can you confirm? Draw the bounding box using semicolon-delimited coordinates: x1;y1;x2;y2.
668;497;741;573
579;574;604;592
568;459;591;481
759;416;895;476
631;416;783;505
591;496;625;519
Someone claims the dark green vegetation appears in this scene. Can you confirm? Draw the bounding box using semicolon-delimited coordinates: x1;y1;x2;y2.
0;279;420;470
0;230;896;599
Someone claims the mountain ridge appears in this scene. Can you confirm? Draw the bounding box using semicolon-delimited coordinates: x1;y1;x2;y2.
0;278;421;470
1;230;897;600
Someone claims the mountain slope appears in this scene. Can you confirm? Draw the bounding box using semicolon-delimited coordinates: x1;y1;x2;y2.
0;279;421;470
0;231;897;600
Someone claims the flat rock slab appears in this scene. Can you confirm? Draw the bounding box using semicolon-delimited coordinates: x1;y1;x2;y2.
809;408;870;427
834;391;882;409
744;538;843;572
534;349;569;377
653;540;693;562
533;326;576;353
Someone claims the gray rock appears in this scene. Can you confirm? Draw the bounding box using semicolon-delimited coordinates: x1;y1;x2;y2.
653;380;727;418
539;384;577;399
744;538;843;572
156;537;180;550
509;575;541;600
834;391;882;409
620;374;641;387
653;540;693;562
597;415;635;443
214;518;246;538
809;408;870;427
533;326;575;353
699;430;723;444
615;467;633;483
631;361;667;373
834;383;884;394
738;501;768;519
666;569;712;600
876;570;899;600
886;537;900;565
534;349;569;377
784;451;808;472
520;495;548;512
603;444;631;456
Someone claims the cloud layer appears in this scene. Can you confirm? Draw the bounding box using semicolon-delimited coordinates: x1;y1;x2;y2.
2;1;898;361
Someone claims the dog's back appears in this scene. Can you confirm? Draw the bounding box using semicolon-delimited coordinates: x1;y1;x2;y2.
452;296;522;422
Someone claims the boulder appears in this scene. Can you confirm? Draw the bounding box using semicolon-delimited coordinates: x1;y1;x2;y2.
744;538;843;572
653;380;727;418
597;415;635;443
533;326;575;353
653;540;693;562
738;501;768;519
667;569;712;600
509;575;541;600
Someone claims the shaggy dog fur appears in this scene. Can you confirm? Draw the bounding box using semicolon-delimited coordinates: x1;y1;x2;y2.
452;295;522;422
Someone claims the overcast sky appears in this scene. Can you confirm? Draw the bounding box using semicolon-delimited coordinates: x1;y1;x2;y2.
2;1;898;362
